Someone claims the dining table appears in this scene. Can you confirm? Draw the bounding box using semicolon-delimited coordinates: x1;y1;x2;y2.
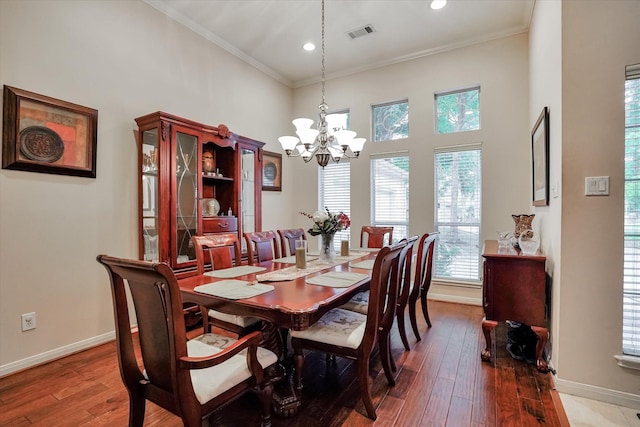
178;248;379;416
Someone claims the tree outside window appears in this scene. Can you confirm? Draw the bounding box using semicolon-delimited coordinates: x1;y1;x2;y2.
436;88;480;134
372;100;409;142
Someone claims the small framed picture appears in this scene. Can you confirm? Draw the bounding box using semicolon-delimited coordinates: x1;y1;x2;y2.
2;85;98;178
531;106;549;206
262;150;282;191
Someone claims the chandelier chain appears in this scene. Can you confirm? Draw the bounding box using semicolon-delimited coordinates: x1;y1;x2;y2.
321;0;325;106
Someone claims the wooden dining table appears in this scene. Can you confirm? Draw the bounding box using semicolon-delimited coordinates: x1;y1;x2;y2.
179;250;377;331
178;249;378;417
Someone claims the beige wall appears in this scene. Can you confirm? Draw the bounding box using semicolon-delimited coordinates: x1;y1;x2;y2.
0;0;291;373
555;0;639;402
529;0;563;381
291;34;532;302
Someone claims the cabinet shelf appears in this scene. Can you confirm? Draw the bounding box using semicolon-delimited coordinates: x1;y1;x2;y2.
203;174;234;182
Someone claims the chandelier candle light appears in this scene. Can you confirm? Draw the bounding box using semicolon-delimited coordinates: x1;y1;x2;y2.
278;0;366;168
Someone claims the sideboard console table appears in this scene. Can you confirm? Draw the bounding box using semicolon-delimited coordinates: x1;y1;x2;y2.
481;240;549;372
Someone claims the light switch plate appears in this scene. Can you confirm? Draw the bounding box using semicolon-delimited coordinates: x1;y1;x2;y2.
585;176;609;196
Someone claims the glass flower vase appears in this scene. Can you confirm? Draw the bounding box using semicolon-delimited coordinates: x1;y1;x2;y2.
319;233;336;264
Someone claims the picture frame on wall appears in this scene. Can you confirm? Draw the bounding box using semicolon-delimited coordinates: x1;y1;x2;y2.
531;106;549;206
2;85;98;178
262;150;282;191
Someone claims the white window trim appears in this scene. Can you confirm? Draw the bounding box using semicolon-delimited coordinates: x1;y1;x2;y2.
614;354;640;371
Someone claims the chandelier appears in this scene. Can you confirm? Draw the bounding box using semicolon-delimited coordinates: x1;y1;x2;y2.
278;0;366;168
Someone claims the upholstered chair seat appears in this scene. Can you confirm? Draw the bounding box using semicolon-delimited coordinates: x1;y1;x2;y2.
290;308;367;349
207;311;261;328
184;334;277;403
339;290;369;315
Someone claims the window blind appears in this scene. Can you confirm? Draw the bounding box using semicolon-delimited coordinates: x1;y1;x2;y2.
370;153;409;242
623;63;640;356
319;161;351;249
434;145;482;282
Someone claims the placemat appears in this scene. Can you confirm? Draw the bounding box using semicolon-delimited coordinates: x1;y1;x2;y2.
351;259;375;270
204;265;266;278
273;255;319;264
305;272;369;288
194;280;274;299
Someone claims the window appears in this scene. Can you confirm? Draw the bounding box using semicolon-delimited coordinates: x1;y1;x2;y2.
372;99;409;142
327;109;350;132
623;63;640;357
434;145;482;282
435;87;480;134
319;161;350;250
370;154;409;242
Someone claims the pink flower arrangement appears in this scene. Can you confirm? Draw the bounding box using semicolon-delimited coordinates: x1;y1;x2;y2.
300;208;350;236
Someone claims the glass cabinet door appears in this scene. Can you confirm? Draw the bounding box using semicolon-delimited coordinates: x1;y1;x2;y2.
240;148;255;252
141;128;159;261
174;130;199;266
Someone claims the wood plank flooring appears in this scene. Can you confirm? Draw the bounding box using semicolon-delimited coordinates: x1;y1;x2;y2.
0;301;570;426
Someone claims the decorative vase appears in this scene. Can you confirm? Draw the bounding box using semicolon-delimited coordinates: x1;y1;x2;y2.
319;233;336;264
518;229;540;255
512;214;535;239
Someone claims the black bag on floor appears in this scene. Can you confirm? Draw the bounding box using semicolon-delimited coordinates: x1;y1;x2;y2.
506;320;538;364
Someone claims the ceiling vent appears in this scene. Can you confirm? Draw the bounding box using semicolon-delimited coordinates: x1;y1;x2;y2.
346;25;376;40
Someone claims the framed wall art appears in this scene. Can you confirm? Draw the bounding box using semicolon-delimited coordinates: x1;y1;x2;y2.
262;151;282;191
2;85;98;178
531;106;549;206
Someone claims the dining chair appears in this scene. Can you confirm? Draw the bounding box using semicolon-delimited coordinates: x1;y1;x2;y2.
290;241;406;420
408;232;439;340
244;231;281;265
341;236;419;371
192;234;262;336
96;254;281;427
277;228;307;256
360;226;393;248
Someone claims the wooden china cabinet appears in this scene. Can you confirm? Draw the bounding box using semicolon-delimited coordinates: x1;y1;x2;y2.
135;112;264;279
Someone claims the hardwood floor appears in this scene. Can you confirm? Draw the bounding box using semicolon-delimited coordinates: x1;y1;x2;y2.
0;301;569;426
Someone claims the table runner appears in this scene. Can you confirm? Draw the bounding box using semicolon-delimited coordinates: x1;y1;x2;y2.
305;272;369;288
194;280;274;299
204;265;266;278
256;252;372;282
272;255;318;264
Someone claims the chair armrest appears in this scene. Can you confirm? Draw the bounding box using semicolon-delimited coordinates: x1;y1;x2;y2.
178;331;263;371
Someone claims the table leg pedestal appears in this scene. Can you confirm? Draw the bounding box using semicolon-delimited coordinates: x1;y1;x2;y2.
259;322;301;417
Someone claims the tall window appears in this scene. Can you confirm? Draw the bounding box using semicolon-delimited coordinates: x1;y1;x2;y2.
372;99;409;142
435;87;480;134
319;161;350;250
370;154;409;242
623;63;640;357
434;145;482;282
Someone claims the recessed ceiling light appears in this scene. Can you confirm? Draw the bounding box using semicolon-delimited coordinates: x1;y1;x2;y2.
303;42;316;51
430;0;447;10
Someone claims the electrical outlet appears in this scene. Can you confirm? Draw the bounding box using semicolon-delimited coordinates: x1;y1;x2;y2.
21;312;36;331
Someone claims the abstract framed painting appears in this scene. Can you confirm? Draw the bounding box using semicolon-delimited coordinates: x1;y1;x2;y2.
2;85;98;178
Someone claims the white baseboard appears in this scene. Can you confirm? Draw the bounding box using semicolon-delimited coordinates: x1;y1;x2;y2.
554;376;640;409
428;293;482;306
0;331;115;378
